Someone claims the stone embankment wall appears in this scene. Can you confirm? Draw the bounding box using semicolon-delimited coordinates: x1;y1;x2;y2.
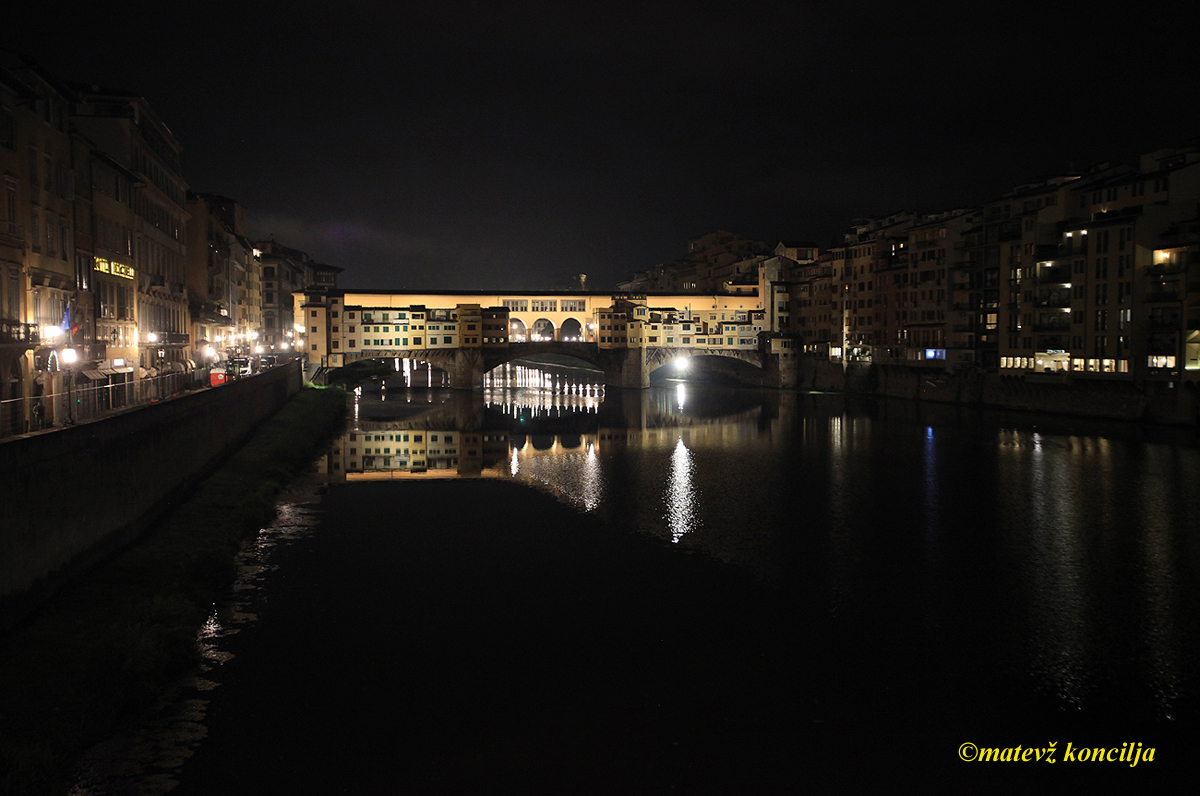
797;359;1200;425
0;362;302;617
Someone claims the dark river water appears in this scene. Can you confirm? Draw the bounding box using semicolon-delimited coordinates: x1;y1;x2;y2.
70;361;1200;793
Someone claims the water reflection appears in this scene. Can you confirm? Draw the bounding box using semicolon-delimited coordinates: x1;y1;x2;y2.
320;361;1200;726
666;437;699;543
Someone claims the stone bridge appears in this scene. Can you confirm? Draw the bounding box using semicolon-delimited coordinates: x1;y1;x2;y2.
338;340;792;389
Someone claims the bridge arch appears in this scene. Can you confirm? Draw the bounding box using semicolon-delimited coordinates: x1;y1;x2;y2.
482;343;608;376
509;318;528;342
644;348;767;384
531;318;555;341
559;318;583;341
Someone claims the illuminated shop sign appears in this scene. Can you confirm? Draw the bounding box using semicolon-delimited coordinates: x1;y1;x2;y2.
95;258;135;279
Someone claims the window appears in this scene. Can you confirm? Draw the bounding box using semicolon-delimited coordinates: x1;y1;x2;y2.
0;106;13;149
5;181;15;234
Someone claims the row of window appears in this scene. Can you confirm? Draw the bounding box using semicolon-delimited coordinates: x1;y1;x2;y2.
500;299;588;313
599;336;755;347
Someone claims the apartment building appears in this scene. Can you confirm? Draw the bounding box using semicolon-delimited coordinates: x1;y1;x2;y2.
257;240;341;354
897;210;976;369
0;52;79;429
71;82;192;372
77;138;140;407
778;143;1200;387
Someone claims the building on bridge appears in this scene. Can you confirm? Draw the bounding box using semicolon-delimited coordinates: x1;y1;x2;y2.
295;287;800;388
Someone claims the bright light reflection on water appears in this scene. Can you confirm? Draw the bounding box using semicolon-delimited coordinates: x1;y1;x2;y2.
666;437;698;542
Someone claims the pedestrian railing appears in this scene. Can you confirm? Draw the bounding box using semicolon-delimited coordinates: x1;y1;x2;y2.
0;370;204;440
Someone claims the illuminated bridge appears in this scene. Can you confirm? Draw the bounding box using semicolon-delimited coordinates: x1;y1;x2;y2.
298;288;799;388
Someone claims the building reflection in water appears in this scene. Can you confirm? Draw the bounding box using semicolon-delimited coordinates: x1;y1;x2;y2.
315;363;1200;729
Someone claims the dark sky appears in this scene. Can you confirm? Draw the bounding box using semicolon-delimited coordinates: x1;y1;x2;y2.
11;1;1200;290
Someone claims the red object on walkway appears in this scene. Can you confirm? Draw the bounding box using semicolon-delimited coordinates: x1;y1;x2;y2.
210;371;228;387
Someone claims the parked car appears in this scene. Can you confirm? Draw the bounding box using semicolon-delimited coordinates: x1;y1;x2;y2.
227;357;252;378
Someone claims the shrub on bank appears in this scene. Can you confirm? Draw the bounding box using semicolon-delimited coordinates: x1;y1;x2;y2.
0;386;347;796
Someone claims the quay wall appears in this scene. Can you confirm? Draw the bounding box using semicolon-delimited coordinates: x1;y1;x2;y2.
0;361;302;618
797;359;1200;425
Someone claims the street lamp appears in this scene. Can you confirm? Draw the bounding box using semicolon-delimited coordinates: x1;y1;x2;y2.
62;347;78;425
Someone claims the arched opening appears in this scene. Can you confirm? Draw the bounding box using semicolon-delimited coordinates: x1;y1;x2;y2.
648;354;765;386
509;318;528;342
330;355;450;389
559;318;583;341
531;318;555;341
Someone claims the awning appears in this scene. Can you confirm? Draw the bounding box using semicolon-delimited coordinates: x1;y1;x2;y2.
81;370;107;380
112;366;134;374
98;367;117;376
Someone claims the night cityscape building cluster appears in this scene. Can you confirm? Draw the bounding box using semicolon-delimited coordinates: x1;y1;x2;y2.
0;51;339;435
621;147;1200;389
4;41;1199;437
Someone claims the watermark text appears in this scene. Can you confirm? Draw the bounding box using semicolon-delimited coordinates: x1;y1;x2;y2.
958;741;1155;766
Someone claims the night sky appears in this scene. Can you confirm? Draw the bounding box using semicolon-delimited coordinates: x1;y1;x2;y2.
10;1;1200;290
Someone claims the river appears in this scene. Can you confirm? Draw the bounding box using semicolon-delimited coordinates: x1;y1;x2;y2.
69;361;1200;793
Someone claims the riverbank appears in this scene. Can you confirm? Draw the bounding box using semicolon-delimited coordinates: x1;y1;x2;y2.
799;359;1200;426
0;386;347;796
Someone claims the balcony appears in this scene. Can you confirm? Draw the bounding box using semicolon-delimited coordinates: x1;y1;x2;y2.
1145;291;1182;303
77;342;108;361
1147;335;1177;355
0;321;39;346
1032;322;1071;333
1147;263;1183;276
1034;297;1071;309
142;331;190;346
1037;267;1071;284
1036;335;1070;349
